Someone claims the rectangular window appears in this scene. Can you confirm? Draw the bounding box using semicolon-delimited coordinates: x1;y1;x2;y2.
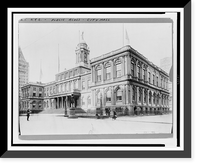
33;93;36;97
116;64;121;78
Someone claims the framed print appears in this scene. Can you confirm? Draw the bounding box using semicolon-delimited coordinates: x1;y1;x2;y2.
3;2;191;158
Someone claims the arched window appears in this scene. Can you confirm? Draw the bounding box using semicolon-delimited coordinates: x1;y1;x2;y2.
153;74;155;85
115;60;121;78
76;80;78;89
116;88;122;101
65;82;68;92
38;101;42;109
157;76;159;86
139;88;142;102
87;96;91;105
106;89;111;102
153;93;156;104
96;65;101;82
59;84;61;93
105;62;111;80
157;94;159;104
137;65;140;79
132;86;135;101
148;72;151;83
144;90;147;103
97;91;101;104
74;80;77;89
53;86;55;94
68;82;71;91
82;96;85;105
32;101;36;108
149;91;152;104
143;68;146;81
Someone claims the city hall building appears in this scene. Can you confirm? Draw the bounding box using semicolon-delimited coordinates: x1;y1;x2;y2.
21;37;170;115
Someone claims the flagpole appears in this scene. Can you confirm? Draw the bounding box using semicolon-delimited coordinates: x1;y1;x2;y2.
58;44;60;73
123;23;124;46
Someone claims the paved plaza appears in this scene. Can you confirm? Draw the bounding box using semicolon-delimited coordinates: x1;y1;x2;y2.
19;113;172;135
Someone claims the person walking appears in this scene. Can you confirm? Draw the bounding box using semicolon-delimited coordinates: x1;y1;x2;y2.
112;110;117;120
27;108;31;121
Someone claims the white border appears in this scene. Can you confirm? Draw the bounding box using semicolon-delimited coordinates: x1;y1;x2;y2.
7;8;184;151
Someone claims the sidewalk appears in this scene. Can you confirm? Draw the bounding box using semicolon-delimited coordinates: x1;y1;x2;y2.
19;113;172;136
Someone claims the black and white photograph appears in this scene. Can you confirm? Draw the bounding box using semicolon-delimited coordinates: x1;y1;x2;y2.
4;4;191;158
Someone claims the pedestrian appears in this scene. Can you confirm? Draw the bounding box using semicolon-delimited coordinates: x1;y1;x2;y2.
27;108;31;121
112;110;117;120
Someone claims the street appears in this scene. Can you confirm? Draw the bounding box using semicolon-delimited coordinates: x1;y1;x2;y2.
19;113;172;135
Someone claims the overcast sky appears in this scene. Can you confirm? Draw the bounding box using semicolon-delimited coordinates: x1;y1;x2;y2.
19;22;172;83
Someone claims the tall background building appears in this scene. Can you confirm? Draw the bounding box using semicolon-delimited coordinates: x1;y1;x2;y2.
19;47;29;99
160;57;172;110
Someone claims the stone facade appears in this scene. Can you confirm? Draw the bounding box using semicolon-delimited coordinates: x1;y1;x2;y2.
20;82;44;113
21;38;170;115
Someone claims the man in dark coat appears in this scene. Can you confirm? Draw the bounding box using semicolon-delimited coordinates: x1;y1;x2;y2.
27;109;31;121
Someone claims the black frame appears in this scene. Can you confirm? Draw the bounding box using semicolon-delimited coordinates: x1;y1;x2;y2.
1;1;194;158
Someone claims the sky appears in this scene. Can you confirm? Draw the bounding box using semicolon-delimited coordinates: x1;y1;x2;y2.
19;22;172;83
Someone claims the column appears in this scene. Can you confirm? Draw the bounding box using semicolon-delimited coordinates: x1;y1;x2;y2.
141;88;144;105
111;60;114;81
135;60;138;78
101;63;104;83
91;90;93;106
113;60;116;79
111;86;115;105
91;66;94;82
140;63;143;80
62;96;64;108
126;84;129;104
121;56;125;76
130;85;133;104
126;55;131;76
122;85;126;104
57;97;59;109
145;67;148;82
136;86;139;105
147;90;149;106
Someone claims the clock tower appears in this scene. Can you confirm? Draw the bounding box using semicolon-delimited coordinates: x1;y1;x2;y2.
75;31;90;67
